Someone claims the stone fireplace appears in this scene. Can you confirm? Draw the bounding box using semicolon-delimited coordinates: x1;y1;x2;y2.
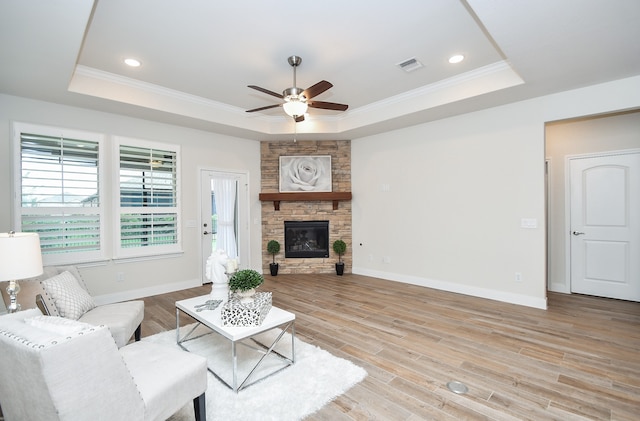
260;140;351;274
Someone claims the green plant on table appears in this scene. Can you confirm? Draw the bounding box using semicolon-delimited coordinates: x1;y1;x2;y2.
228;269;264;292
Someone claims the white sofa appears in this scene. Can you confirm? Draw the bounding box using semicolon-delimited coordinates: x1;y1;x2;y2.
0;266;144;348
0;309;207;421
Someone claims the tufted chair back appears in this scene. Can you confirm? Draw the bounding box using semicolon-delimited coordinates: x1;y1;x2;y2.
0;309;144;420
0;309;207;421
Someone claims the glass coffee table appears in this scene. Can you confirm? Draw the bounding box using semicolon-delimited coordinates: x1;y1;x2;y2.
175;295;295;392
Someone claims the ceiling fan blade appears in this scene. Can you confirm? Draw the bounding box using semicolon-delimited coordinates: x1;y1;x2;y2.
248;85;283;99
302;80;332;99
246;104;281;112
294;115;305;123
308;100;349;111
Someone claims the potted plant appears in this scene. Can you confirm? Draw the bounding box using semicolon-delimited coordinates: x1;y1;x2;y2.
332;239;347;276
267;240;281;276
229;269;264;302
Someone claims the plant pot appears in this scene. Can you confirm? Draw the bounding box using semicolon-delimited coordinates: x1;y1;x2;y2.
269;263;279;276
235;288;256;303
335;262;345;276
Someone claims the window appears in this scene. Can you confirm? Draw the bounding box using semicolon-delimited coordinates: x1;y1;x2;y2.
15;123;105;264
13;124;182;264
115;138;181;258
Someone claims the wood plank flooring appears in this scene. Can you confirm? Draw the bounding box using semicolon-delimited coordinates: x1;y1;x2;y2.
141;274;640;420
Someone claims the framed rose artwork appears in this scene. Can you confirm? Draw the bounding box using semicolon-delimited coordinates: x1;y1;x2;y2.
279;155;332;192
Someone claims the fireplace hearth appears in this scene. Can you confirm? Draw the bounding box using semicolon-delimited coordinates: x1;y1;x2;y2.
284;220;329;258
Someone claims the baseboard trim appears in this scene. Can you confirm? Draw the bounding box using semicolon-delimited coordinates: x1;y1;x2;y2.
93;278;204;305
353;267;547;310
93;271;549;310
548;282;570;294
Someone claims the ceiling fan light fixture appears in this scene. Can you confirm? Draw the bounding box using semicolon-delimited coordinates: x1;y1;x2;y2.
283;99;308;117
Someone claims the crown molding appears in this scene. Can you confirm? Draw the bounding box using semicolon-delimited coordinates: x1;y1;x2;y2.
68;61;523;136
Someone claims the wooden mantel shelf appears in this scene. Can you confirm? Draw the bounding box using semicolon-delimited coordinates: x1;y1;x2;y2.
259;192;352;211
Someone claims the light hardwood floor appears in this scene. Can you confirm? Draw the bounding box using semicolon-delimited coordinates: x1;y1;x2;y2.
141;274;640;421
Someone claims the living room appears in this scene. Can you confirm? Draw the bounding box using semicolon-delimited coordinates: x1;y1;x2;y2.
3;80;639;311
1;1;639;420
2;1;639;310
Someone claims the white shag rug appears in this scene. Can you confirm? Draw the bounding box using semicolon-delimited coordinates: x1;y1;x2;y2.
143;324;367;421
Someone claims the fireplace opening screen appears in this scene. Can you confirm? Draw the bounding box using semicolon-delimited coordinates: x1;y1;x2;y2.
284;220;329;258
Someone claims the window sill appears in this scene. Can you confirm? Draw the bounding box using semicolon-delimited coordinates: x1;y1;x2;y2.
113;251;184;264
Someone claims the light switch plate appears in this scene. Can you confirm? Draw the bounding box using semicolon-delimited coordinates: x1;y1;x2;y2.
520;218;537;229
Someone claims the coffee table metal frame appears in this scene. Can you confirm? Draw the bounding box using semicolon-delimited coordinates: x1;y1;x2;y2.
175;295;295;392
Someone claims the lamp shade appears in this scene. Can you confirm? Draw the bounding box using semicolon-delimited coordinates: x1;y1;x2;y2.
0;232;44;281
282;100;308;117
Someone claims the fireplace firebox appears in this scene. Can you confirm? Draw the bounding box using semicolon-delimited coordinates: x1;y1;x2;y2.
284;220;329;258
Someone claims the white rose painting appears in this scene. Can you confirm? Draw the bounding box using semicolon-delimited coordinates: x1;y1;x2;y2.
279;155;332;192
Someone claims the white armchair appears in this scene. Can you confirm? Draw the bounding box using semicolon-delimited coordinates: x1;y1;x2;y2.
0;309;207;421
1;266;144;348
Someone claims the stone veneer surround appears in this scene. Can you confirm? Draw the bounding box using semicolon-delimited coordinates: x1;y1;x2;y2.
261;140;352;274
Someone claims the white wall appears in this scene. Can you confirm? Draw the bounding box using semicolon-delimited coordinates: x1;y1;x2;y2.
0;94;262;303
546;111;640;293
352;76;640;309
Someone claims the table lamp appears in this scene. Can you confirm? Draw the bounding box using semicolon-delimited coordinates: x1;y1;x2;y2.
0;231;44;313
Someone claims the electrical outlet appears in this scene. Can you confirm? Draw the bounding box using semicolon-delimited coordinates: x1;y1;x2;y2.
515;272;522;282
117;272;125;282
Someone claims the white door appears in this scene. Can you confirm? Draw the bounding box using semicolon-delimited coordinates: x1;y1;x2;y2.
569;152;640;301
200;169;250;283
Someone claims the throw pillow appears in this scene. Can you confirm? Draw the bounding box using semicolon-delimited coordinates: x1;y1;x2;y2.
24;315;94;336
41;271;96;320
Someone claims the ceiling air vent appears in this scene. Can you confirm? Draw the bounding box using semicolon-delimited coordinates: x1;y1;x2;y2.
396;57;423;73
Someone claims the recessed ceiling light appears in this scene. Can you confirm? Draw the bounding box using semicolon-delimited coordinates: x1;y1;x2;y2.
124;58;141;67
448;54;465;64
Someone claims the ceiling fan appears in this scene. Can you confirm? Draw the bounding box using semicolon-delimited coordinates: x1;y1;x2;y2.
246;56;348;122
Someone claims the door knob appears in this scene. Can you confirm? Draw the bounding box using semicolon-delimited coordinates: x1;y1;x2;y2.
572;231;585;236
203;231;211;235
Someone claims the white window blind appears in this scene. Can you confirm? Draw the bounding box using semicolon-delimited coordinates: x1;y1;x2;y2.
17;126;105;263
116;142;181;257
14;125;181;263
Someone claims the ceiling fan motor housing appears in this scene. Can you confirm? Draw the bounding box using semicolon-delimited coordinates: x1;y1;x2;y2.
283;87;306;102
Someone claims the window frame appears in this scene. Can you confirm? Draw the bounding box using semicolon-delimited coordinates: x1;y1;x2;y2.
113;136;182;259
12;123;183;265
12;122;107;266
